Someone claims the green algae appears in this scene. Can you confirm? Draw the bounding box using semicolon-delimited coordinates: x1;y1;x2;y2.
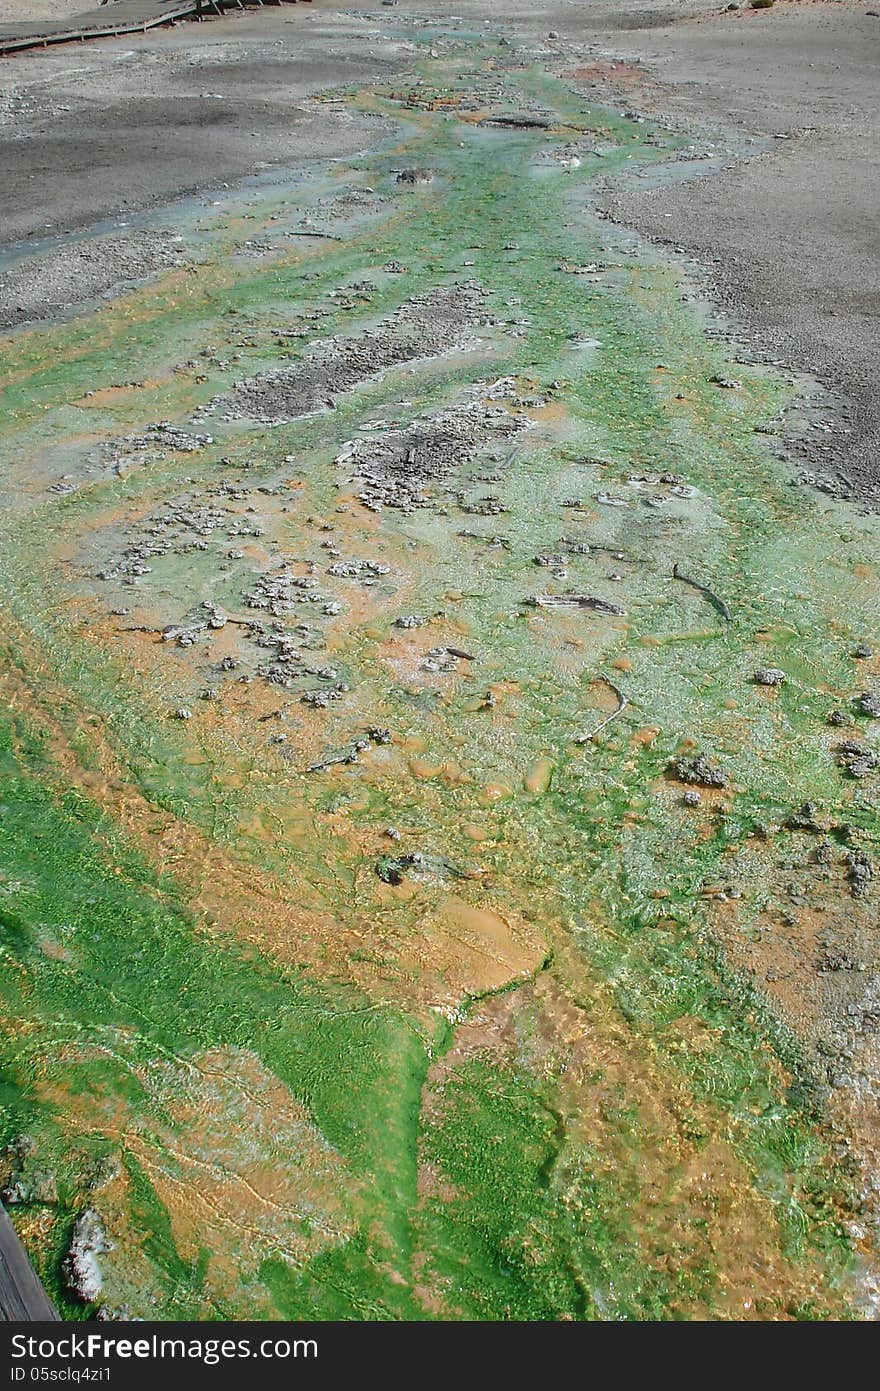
0;712;430;1317
0;33;875;1318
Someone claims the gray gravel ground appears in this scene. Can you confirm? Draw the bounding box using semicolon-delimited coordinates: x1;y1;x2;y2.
0;5;407;244
210;281;491;424
590;2;880;504
0;228;188;327
0;2;875;495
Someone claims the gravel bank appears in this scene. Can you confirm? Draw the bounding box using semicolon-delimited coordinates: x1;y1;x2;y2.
0;229;188;327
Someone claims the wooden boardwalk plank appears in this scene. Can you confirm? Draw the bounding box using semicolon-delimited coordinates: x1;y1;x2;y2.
0;1;307;57
0;1204;59;1322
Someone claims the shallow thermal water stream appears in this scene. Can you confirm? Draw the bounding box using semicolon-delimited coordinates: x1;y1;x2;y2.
0;23;877;1320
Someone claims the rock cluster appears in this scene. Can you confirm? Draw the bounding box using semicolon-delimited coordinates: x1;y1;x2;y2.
63;1209;113;1305
669;752;728;789
209;282;492;425
337;399;527;514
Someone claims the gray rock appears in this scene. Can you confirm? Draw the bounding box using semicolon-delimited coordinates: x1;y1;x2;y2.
835;740;878;778
786;802;821;832
753;667;786;687
845;850;874;898
396;168;434;186
669;752;728;789
63;1210;113;1304
2;1168;57;1205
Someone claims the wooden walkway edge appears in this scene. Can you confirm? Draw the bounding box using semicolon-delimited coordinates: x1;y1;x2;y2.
0;1203;59;1322
0;1;310;59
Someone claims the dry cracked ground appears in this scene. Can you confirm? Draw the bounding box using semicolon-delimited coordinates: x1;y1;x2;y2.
0;0;878;1321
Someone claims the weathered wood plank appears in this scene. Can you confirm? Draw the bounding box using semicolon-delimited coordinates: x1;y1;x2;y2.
0;1204;59;1323
0;1;306;57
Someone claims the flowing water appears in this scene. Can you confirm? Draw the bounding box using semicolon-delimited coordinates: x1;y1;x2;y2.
0;29;877;1319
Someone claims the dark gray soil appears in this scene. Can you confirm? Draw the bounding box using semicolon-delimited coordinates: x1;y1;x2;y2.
0;6;405;245
580;4;880;503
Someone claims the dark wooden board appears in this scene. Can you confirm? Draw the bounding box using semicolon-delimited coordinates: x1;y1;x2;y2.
0;1204;59;1322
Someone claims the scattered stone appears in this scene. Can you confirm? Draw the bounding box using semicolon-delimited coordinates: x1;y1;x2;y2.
835;740;878;778
459;495;508;516
161;622;206;647
786;802;822;832
826;709;849;726
852;643;874;659
421;647;461;674
204;603;228;630
1;1136;58;1206
845;850;874;898
209;282;490;426
855;690;880;718
525;593;626;616
0;231;189;330
366;726;392;745
753;667;786;687
375;851;472;887
682;789;702;807
301;683;349;709
669;753;728;789
327;559;391;580
396;168;434;185
1;1134;34;1166
95;1305;133;1322
817;949;860;973
342;399;527;514
85;1155;121;1194
2;1170;58;1205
